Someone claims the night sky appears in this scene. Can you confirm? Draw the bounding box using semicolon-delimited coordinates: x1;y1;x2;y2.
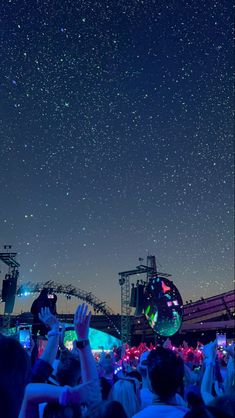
0;0;234;315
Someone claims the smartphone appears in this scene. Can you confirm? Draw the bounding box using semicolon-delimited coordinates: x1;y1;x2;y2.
216;333;226;348
19;327;31;350
48;294;54;299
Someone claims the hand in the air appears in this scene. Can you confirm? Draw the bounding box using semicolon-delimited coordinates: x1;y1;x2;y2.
39;307;59;331
74;303;91;341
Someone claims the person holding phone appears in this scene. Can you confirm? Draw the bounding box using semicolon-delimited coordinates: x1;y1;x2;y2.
31;288;57;337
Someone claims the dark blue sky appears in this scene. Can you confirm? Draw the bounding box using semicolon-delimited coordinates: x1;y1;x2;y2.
0;0;234;314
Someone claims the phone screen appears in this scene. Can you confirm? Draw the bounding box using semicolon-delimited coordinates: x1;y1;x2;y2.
19;329;31;350
216;333;226;348
48;294;54;299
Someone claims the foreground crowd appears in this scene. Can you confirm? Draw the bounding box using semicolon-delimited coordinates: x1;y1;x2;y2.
0;303;234;418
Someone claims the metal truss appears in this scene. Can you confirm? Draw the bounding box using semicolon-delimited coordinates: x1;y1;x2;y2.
118;264;155;344
16;281;121;336
120;274;131;344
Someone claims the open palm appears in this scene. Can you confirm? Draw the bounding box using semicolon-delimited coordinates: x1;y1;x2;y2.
74;303;91;341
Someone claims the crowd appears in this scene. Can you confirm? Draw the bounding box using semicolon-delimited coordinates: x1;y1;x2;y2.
0;296;234;418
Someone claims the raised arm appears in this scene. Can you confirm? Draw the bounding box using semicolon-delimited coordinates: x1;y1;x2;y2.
38;307;60;365
200;340;217;404
224;344;235;394
31;307;60;382
74;303;100;385
19;380;99;418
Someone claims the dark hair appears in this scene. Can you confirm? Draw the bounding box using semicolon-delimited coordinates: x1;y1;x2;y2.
0;333;31;418
126;370;142;383
147;347;184;401
186;351;195;362
38;288;49;299
100;377;112;400
56;350;81;387
186;390;204;409
208;394;235;418
184;405;232;418
43;402;81;418
85;400;127;418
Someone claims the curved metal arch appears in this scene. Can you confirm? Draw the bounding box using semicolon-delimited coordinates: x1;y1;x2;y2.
16;281;121;336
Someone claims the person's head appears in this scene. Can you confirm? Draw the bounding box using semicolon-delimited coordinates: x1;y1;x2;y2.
86;400;127;418
184;404;232;418
209;393;235;418
43;402;81;418
39;288;48;299
111;379;139;418
56;350;81;386
126;370;142;384
186;351;195;363
186;387;204;409
147;346;184;401
184;406;217;418
100;377;112;400
102;358;114;378
0;333;31;418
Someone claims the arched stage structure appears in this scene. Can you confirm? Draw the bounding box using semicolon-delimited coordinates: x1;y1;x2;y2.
14;280;121;337
1;250;234;345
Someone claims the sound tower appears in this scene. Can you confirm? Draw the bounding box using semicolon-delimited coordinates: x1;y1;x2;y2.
135;283;145;316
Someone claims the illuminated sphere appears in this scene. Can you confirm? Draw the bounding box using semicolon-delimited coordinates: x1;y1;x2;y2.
144;276;183;337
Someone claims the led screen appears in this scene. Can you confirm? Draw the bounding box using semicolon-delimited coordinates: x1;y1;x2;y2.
144;276;183;336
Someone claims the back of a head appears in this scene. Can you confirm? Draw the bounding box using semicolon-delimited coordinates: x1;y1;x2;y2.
56;350;81;386
184;406;216;418
86;400;128;418
147;346;184;401
184;405;232;418
102;358;114;377
186;389;204;409
0;334;30;418
126;370;142;383
208;393;235;418
100;377;112;400
39;288;48;299
43;402;81;418
111;379;139;418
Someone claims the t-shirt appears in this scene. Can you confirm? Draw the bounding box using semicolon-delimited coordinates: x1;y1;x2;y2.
140;389;187;411
132;404;189;418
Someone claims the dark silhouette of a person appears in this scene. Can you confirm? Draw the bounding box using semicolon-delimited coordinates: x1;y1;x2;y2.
30;288;57;337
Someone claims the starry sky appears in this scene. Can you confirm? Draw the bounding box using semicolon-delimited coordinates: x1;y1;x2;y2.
0;0;234;315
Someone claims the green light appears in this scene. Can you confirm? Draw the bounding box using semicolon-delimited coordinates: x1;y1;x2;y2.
64;326;121;350
145;305;150;315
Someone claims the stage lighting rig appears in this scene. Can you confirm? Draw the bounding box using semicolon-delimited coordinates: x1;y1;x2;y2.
118;255;183;343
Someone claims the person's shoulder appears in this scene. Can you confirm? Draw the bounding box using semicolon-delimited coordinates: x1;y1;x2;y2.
132;405;158;418
133;404;189;418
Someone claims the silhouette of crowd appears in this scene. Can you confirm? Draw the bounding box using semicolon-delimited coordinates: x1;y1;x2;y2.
0;293;234;418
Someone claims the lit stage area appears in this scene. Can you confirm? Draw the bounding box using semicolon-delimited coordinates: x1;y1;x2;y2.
63;325;121;351
9;324;121;353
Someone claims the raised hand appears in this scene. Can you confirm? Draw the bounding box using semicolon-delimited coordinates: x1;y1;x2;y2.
39;307;59;331
203;340;217;361
59;323;66;348
74;303;91;341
